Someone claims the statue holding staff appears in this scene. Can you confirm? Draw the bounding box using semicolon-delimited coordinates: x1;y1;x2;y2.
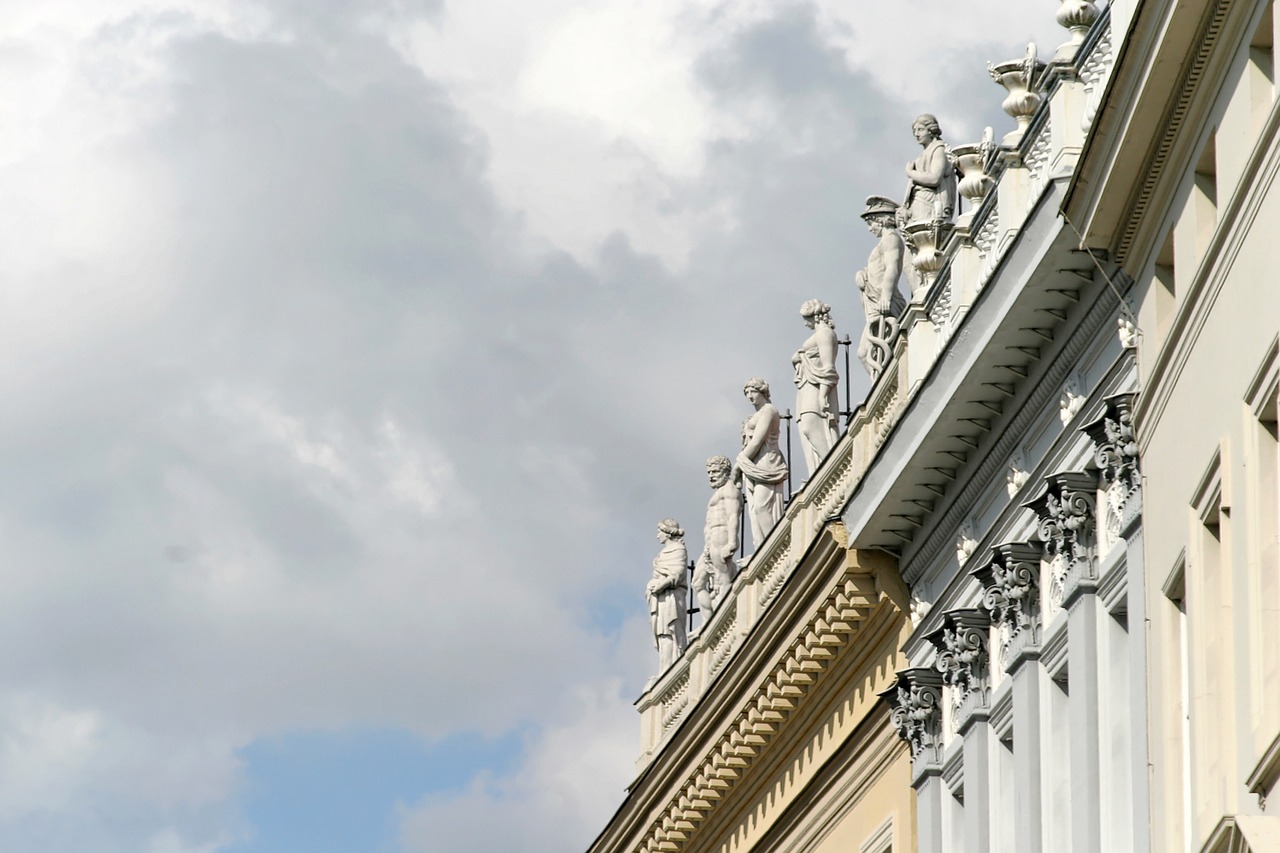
856;195;909;380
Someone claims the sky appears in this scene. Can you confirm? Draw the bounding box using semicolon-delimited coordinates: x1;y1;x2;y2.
0;1;1065;850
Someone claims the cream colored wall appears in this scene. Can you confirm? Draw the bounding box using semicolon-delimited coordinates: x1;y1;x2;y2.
812;747;914;853
1136;10;1280;843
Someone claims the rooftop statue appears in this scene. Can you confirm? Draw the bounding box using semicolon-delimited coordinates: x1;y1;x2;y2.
736;378;788;554
647;518;689;671
792;300;840;477
856;196;908;381
902;113;957;226
693;455;742;621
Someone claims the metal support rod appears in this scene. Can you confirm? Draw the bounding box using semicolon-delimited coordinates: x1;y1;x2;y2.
782;408;794;503
687;560;699;632
839;334;854;430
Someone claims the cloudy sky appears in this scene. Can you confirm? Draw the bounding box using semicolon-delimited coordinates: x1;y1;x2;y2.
0;1;1064;850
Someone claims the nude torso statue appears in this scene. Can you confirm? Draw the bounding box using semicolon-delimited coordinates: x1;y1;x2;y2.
693;456;742;619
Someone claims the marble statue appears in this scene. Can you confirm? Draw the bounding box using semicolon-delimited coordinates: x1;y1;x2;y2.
857;196;909;380
902;114;957;226
693;455;742;619
737;378;788;553
793;300;840;477
647;518;689;671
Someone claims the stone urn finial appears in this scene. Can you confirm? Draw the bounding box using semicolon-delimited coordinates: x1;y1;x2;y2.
989;43;1048;147
1054;0;1100;64
950;127;996;226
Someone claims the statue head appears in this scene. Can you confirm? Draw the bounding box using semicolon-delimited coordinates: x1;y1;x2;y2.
912;113;942;144
706;455;733;487
657;518;684;540
861;195;899;235
799;299;833;328
743;378;771;402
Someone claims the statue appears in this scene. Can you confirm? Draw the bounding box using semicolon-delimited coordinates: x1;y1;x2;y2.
856;196;909;380
792;300;840;477
647;518;689;671
693;455;742;619
736;378;788;554
902;113;957;225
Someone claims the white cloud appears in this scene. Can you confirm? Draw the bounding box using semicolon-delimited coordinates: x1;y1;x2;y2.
0;0;1093;849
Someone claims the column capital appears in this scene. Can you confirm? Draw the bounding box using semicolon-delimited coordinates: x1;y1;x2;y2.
1024;470;1098;606
1081;392;1142;539
881;666;946;773
927;608;991;731
972;542;1042;670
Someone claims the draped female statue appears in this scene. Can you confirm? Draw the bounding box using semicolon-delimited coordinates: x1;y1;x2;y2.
792;300;840;477
646;518;688;670
736;379;788;553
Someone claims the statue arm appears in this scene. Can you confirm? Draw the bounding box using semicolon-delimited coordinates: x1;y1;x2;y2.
817;327;838;372
740;407;776;459
905;145;947;188
725;490;742;556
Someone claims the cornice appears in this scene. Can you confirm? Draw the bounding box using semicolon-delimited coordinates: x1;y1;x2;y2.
594;528;905;853
1114;0;1237;266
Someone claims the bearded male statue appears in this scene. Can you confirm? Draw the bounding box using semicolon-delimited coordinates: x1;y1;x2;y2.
693;455;742;620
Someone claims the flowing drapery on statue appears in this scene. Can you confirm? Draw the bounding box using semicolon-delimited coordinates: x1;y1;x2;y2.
693;455;742;620
647;518;689;671
856;196;909;381
902;113;957;226
792;300;840;477
736;379;788;554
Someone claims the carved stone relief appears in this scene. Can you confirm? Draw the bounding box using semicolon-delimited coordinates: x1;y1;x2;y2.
882;667;946;767
1024;471;1099;606
928;609;991;727
971;542;1044;670
1082;393;1141;542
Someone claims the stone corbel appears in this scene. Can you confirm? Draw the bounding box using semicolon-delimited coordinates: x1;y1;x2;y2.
1024;470;1099;607
927;608;991;731
1081;392;1141;540
971;542;1043;671
880;667;945;774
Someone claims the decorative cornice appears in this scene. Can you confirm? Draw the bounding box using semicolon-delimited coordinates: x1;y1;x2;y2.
1116;0;1232;265
634;539;889;853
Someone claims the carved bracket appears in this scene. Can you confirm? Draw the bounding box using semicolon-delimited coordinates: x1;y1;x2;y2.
972;541;1043;670
1081;392;1141;541
880;667;945;770
1024;470;1098;606
927;608;991;728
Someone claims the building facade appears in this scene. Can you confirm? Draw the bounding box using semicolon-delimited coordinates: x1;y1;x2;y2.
589;1;1280;851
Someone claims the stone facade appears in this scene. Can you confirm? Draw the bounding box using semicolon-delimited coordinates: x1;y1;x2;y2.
592;0;1280;850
